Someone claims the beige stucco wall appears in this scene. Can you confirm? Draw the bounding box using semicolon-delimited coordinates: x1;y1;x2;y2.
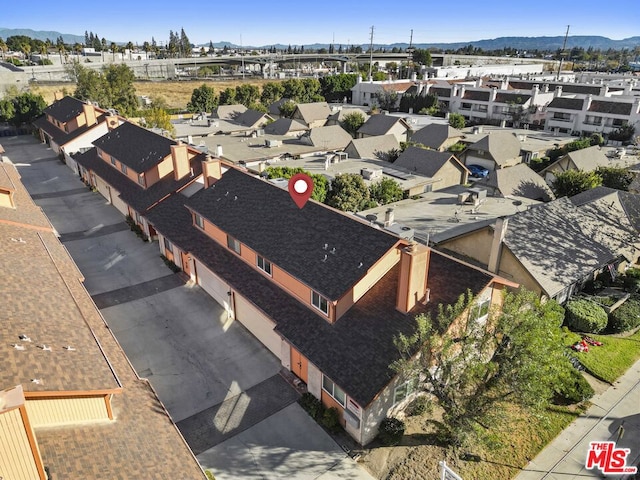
25;396;110;427
0;408;42;480
432;160;467;191
439;227;493;266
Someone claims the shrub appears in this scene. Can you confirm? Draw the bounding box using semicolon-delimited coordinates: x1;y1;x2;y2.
407;395;432;416
622;268;640;293
554;365;594;404
299;392;324;420
608;298;640;333
377;417;405;446
321;407;342;433
565;299;608;333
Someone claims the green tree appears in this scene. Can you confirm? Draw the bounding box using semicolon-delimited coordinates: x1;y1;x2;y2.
278;100;297;118
393;289;570;446
552;170;602;198
370;177;404;205
143;107;175;135
260;82;285;106
319;73;358;102
340;111;365;137
0;92;46;126
0;98;16;123
412;49;432;67
235;84;260;107
448;112;466;129
218;87;236;105
376;90;399;111
74;65;110;107
264;166;328;203
104;63;138;116
596;166;633;191
326;173;373;212
187;84;217;113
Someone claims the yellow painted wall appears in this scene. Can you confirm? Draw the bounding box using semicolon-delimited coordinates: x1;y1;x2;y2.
0;408;41;480
25;396;110;427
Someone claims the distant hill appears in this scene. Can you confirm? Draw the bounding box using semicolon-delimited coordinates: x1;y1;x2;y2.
2;28;638;52
0;28;85;45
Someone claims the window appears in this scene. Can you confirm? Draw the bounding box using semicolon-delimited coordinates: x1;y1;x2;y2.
471;297;491;324
194;214;204;229
393;379;417;405
322;375;346;406
110;156;117;166
257;255;272;275
461;102;472;110
137;174;145;186
312;290;329;315
227;235;241;254
121;164;128;174
134;212;141;225
164;239;173;254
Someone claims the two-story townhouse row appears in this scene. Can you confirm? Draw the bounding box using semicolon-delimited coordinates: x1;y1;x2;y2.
545;93;640;136
75;121;206;240
0;159;205;479
32;96;123;174
146;166;516;445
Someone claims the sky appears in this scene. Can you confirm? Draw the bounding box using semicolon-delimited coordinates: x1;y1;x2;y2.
3;0;640;46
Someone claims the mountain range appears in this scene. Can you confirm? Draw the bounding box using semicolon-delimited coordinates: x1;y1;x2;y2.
1;28;639;51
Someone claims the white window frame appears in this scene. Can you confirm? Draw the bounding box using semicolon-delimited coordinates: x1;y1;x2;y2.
311;290;329;315
257;255;272;276
227;235;241;254
194;214;204;229
472;297;491;324
393;378;417;405
110;156;117;166
137;173;145;186
322;375;346;407
121;163;128;174
164;239;173;254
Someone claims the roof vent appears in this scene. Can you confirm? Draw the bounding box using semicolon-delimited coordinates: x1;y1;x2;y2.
31;379;43;385
330;247;336;255
38;345;51;351
64;345;75;351
18;334;31;342
11;238;26;243
357;262;363;269
323;243;329;250
322;254;328;262
12;344;26;350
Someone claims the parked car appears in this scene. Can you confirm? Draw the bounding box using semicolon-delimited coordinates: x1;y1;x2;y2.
467;164;490;178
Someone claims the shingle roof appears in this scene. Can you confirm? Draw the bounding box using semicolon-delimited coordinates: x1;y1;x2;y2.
42;96;86;123
467;132;522;166
293;102;331;125
344;134;399;159
474;163;554;201
33;113;107;146
588;100;633;115
0;161;51;229
394;147;463;178
565;146;610;171
213;104;247;120
185;168;400;300
267;98;291;117
263;117;308;136
462;90;490;101
547;97;585;110
75;147;204;213
410;123;464;150
303;125;353;150
235;109;272;127
92;122;176;173
503;197;617;297
149;196;491;405
494;92;531;104
358;114;408;136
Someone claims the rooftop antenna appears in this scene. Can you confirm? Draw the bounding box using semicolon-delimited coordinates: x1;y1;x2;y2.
368;25;375;82
556;25;570;80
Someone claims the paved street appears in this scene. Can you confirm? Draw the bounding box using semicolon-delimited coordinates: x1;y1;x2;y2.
4;135;374;480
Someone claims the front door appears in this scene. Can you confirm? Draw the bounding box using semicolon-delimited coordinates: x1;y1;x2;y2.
181;252;191;276
290;346;308;383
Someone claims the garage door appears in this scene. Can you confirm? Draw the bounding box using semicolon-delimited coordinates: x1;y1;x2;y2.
95;176;111;202
235;294;281;358
465;156;494;171
111;190;129;216
195;259;231;312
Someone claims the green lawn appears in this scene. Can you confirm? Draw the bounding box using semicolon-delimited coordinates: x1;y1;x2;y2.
564;329;640;383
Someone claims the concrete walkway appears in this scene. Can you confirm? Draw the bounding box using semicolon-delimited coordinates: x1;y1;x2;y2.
516;359;640;479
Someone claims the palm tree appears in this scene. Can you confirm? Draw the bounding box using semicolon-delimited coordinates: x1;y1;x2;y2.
21;43;31;64
110;42;118;61
126;41;134;60
0;39;7;60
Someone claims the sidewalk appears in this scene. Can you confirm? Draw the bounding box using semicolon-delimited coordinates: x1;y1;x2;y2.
515;358;640;479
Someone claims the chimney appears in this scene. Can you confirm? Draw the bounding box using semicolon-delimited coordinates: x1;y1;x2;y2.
600;85;608;96
171;141;190;181
54;91;61;101
215;144;223;157
487;218;508;274
396;242;431;313
83;101;97;126
384;208;395;227
490;87;498;101
531;84;539;103
106;110;119;130
554;86;563;98
585;94;593;110
202;155;222;188
543;83;549;93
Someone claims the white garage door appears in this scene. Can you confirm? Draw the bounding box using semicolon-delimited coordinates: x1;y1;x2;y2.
234;295;281;358
95;176;111;202
111;190;129;216
195;259;231;312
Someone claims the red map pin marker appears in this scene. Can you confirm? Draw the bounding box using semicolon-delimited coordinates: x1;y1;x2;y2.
288;173;314;209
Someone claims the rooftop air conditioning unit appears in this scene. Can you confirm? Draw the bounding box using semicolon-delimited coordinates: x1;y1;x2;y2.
265;139;282;148
361;167;382;180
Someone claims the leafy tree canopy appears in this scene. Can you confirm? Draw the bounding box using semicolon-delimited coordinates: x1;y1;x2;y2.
326;173;374;212
278;100;297;118
73;63;138;116
370;177;404;205
260;82;285;106
552;169;602;197
264;166;328;203
0;92;46;126
448;112;465;129
596;166;633;191
340;111;365;137
412;48;432;66
187;84;217;113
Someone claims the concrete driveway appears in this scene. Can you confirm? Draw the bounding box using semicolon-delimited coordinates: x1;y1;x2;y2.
6;135;374;480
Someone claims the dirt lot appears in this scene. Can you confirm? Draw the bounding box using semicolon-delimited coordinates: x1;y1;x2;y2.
31;78;276;110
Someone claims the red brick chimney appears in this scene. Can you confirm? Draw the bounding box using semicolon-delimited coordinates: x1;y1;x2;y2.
396;242;430;313
202;155;222;188
171;141;190;181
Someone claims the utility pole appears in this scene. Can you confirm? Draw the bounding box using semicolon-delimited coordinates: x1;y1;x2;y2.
368;25;375;81
407;29;415;80
240;34;245;80
556;25;570;80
